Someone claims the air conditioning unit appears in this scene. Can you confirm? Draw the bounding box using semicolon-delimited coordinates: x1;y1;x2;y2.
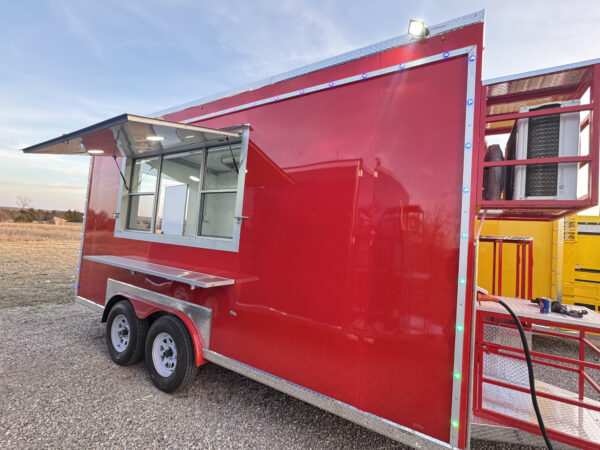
512;100;580;200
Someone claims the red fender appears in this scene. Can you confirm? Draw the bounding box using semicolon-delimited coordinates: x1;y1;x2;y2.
123;294;207;367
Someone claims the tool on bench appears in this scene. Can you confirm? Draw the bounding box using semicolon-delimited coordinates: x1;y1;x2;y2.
530;297;588;318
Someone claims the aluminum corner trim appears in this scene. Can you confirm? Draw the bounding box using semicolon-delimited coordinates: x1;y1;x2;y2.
203;349;455;450
449;44;478;447
76;295;105;313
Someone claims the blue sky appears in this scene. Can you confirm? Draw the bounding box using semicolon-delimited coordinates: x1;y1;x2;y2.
1;0;600;210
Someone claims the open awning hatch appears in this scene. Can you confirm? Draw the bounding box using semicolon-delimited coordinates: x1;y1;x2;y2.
21;114;240;157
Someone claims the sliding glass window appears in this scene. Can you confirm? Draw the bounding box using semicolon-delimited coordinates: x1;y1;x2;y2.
127;157;159;231
125;145;242;241
198;146;241;239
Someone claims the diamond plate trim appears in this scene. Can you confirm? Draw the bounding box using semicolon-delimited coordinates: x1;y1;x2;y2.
482;324;532;389
202;349;454;450
105;279;212;347
480;381;600;445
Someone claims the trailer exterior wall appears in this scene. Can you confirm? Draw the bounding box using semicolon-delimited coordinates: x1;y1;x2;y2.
78;22;484;447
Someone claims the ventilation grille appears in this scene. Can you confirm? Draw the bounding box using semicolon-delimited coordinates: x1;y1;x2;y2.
525;111;560;197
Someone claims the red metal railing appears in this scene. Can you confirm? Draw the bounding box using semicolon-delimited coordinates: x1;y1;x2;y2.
477;63;600;220
473;308;600;449
479;236;533;299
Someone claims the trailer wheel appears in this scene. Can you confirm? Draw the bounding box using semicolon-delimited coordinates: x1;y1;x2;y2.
145;315;197;393
106;300;147;366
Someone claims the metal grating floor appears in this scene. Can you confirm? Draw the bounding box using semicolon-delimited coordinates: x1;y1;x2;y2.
471;413;573;449
473;323;600;448
480;371;600;444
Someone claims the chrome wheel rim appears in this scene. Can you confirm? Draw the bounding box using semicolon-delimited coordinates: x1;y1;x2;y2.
110;314;130;352
152;332;177;377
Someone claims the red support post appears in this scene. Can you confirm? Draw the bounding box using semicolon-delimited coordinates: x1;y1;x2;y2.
475;311;484;413
528;240;533;300
521;244;526;299
492;241;497;295
590;65;600;208
498;239;503;296
580;330;586;401
515;243;520;298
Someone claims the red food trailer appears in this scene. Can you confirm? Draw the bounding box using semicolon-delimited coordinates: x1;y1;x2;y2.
22;10;600;449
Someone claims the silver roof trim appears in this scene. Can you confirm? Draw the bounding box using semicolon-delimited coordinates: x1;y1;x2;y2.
151;10;485;118
483;57;600;86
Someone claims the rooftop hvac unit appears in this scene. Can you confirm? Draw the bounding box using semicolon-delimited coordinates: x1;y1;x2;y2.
508;100;581;201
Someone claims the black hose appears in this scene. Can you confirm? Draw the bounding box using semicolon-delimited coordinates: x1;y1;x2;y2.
497;299;553;450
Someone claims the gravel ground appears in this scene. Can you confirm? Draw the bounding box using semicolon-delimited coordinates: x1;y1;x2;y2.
0;303;553;449
0;304;405;449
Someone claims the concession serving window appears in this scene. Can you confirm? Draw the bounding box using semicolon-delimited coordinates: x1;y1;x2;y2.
22;114;250;252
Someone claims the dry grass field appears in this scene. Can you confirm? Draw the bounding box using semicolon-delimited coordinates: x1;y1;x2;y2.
0;222;81;309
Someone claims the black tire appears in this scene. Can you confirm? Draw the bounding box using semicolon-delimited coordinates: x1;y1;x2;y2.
106;300;148;366
145;315;197;393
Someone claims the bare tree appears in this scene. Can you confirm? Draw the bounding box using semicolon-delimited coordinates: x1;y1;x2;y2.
16;195;32;209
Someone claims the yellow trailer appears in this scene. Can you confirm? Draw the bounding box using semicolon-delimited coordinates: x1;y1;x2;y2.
562;215;600;311
477;215;600;311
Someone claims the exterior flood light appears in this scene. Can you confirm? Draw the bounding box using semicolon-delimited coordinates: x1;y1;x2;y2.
146;135;164;141
408;19;429;38
87;149;104;155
